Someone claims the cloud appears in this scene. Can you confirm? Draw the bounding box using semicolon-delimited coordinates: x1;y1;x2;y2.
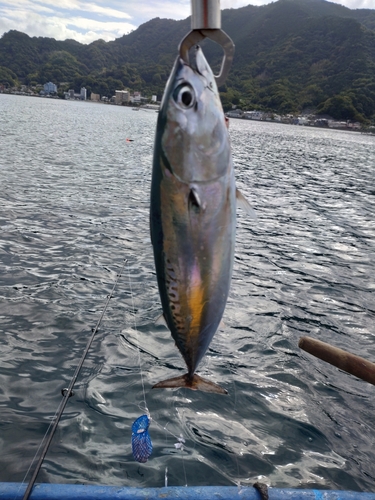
82;4;132;19
220;0;265;6
34;0;132;19
329;0;375;7
0;0;136;43
116;0;191;22
0;0;374;44
66;16;134;32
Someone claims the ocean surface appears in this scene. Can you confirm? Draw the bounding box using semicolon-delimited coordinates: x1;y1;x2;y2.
0;93;374;492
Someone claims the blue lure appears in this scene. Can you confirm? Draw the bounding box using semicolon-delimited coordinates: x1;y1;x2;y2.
131;414;152;463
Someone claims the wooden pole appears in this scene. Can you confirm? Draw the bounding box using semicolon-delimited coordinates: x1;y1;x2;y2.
298;336;375;386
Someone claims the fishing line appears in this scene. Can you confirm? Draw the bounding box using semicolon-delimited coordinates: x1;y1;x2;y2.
176;418;188;487
233;382;243;488
126;262;148;415
152;414;188;487
21;258;127;500
127;262;154;463
126;263;188;480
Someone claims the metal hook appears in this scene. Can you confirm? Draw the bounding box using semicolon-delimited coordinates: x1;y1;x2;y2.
178;0;235;87
179;29;234;87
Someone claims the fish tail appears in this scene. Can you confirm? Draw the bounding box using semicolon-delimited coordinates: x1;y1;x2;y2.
152;373;228;394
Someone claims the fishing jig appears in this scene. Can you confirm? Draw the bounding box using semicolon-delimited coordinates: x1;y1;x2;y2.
131;414;153;463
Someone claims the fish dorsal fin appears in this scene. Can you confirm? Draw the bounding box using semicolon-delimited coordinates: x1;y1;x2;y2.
236;188;257;220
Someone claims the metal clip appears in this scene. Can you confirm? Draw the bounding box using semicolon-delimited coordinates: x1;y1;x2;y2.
179;0;234;87
179;29;234;87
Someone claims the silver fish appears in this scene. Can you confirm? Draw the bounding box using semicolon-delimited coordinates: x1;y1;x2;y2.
150;46;251;394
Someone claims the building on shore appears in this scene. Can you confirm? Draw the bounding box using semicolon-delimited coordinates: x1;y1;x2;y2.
243;110;265;120
115;90;129;104
43;82;57;94
64;88;88;100
142;104;160;110
91;93;100;102
226;109;244;118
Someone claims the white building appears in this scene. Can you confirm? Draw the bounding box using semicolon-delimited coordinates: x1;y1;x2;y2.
44;82;57;94
142;104;160;110
243;110;264;120
80;87;87;100
226;109;243;118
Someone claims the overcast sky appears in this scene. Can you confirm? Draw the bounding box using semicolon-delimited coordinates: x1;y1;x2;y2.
0;0;374;44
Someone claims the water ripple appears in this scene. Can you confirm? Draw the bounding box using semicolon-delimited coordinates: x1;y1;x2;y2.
1;94;375;490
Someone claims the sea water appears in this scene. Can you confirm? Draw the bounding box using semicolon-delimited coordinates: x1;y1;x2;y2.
0;93;374;491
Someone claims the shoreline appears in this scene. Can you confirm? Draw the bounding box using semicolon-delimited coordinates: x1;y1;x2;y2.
225;112;374;134
2;92;374;135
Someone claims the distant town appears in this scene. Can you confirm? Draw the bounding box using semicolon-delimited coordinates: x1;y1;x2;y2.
1;81;374;133
0;81;160;109
225;108;365;132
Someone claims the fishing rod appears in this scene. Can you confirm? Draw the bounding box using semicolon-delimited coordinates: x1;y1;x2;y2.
22;258;127;500
299;336;375;386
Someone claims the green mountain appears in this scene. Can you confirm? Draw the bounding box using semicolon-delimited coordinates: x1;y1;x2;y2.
1;0;375;121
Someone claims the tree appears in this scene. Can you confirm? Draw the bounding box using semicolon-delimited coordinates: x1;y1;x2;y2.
0;66;18;86
317;94;365;121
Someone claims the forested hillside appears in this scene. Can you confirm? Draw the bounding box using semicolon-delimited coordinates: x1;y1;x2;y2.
1;0;375;121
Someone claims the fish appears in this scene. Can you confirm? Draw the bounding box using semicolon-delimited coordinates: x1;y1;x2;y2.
150;46;253;394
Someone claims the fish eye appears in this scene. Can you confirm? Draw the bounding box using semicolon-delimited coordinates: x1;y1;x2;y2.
173;84;195;109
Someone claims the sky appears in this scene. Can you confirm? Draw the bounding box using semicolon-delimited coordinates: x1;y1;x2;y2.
0;0;374;45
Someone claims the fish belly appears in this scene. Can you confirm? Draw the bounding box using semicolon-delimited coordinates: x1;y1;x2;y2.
151;162;236;392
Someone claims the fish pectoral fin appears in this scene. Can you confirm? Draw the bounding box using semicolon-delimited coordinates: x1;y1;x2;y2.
236;188;257;220
155;313;169;328
152;374;228;395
